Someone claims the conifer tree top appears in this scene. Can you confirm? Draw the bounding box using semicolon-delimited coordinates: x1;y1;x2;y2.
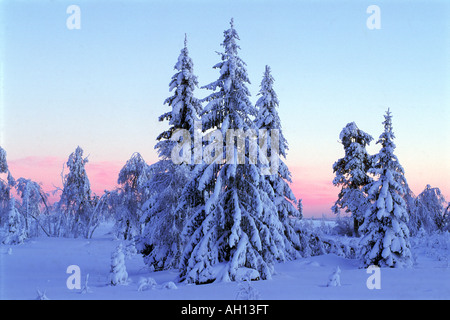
160;34;201;132
378;108;396;152
372;109;404;178
156;35;202;160
0;146;15;187
222;18;240;56
254;65;289;157
201;18;255;132
0;146;8;173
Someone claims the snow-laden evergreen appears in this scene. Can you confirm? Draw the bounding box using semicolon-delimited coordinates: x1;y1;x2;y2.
253;65;303;258
332;122;373;235
114;152;151;240
137;36;201;271
327;266;341;287
200;18;256;131
0;146;8;174
178;20;299;284
138;161;191;271
359;110;412;268
155;34;203;161
2;198;26;245
110;243;128;286
0;146;15;226
297;199;303;220
254;66;287;157
56;146;97;238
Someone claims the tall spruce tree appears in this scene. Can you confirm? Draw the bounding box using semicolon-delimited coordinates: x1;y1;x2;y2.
359;110;412;268
178;19;297;284
332;122;373;235
253;65;302;257
137;35;201;271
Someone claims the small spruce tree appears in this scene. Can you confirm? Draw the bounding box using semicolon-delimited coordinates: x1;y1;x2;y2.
297;199;303;220
110;243;128;285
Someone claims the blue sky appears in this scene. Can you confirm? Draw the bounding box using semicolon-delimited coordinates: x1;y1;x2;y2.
1;0;449;215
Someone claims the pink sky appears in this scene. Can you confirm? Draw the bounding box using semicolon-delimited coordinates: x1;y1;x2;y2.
289;165;336;217
7;156;337;217
6;157;449;218
8;157;123;204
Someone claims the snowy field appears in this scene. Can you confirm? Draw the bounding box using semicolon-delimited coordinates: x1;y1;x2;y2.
1;221;449;300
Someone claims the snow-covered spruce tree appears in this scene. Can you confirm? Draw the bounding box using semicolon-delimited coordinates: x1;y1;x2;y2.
2;198;26;245
332;122;373;236
359;109;412;268
297;199;303;220
253;65;303;256
178;19;297;284
137;35;202;271
0;146;8;174
57;146;96;238
138;161;192;271
0;146;15;226
114;152;151;240
110;243;128;286
154;33;203;161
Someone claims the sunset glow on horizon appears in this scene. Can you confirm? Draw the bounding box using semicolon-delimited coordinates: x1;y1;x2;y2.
5;145;449;218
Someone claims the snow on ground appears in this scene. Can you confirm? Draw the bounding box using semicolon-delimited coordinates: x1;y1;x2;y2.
1;222;449;300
